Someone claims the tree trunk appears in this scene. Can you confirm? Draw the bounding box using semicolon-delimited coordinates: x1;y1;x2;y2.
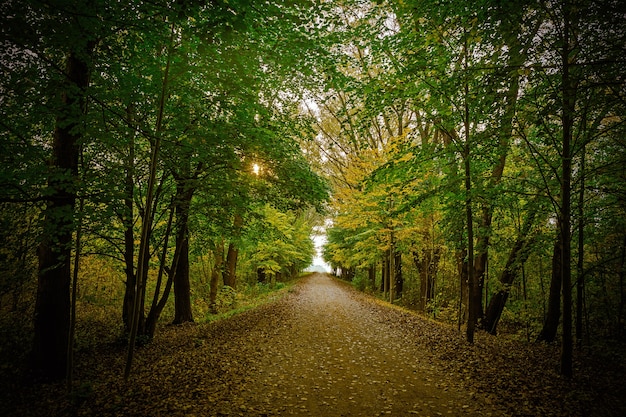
576;145;585;346
415;250;428;311
224;243;238;288
172;181;195;324
144;202;175;339
173;232;193;323
618;236;626;339
536;229;562;343
210;241;224;313
124;24;173;379
457;247;468;331
382;251;390;294
122;116;136;333
482;232;534;335
389;246;396;303
257;268;267;283
394;251;403;299
368;265;376;289
33;47;91;380
482;203;538;334
223;214;242;288
560;2;575;377
415;247;441;312
429;248;441;305
473;14;523;328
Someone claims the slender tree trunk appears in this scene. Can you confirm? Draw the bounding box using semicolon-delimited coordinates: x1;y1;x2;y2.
482;234;534;334
429;248;441;303
210;241;224;313
124;24;173;379
457;247;468;331
145;275;174;338
368;265;376;290
172;182;195;324
415;248;439;312
33;46;92;380
382;251;390;295
415;250;428;311
394;251;402;300
389;245;395;303
464;147;477;344
122;117;136;333
560;1;575;377
462;50;477;342
67;171;84;391
473;9;524;328
576;145;585;346
482;205;538;334
618;236;626;339
536;229;562;342
144;202;175;339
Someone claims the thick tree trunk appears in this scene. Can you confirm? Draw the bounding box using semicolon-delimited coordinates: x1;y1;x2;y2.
222;214;242;288
33;48;91;380
223;243;238;288
173;233;193;323
536;230;562;343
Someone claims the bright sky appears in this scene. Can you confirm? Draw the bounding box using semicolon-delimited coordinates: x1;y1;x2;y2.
307;229;330;272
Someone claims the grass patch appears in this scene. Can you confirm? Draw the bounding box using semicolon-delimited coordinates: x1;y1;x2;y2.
203;279;298;323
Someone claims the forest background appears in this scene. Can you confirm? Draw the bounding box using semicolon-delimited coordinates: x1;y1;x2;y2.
0;0;625;400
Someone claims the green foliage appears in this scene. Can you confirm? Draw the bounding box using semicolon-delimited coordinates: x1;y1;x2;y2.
311;0;626;348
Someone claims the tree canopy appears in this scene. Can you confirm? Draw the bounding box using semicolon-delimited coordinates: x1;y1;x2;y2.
1;0;625;384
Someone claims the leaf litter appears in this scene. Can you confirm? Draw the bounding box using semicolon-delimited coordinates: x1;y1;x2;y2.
2;273;625;416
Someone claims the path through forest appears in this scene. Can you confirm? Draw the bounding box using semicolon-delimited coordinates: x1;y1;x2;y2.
233;272;498;416
11;272;623;417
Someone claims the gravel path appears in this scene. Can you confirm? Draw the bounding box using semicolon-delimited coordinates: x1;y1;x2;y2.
229;273;499;416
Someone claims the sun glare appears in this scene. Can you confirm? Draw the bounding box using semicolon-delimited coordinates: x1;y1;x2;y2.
252;163;260;175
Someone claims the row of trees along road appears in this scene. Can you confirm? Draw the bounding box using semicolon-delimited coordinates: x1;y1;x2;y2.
316;0;625;378
1;0;625;385
1;0;329;381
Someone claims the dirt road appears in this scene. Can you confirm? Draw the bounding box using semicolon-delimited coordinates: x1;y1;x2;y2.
7;272;624;417
227;273;499;416
6;273;503;417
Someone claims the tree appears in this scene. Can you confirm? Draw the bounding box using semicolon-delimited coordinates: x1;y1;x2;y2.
22;1;97;380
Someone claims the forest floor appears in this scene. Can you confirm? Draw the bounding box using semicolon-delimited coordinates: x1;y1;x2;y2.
2;273;626;417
